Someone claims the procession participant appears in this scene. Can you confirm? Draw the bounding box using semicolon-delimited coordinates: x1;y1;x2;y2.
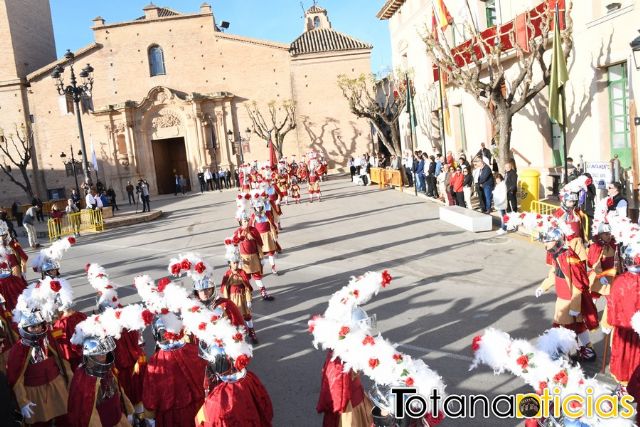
0;220;27;312
221;242;257;344
587;222;620;333
233;212;274;301
0;293;15;375
2;219;28;273
169;253;245;328
87;263;146;411
142;312;206;427
265;174;283;231
68;309;141;427
195;341;273;427
290;177;301;204
50;276;87;371
31;235;77;280
554;179;589;263
9;280;74;426
235;192;252;226
535;226;598;362
308;164;322;203
249;199;281;276
276;171;290;206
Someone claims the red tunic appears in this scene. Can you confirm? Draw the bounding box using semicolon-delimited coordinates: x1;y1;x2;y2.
0;253;27;312
68;367;126;427
53;311;87;372
233;227;263;256
607;272;640;383
316;352;366;426
553;207;584;241
196;370;273;427
143;342;206;427
114;329;146;406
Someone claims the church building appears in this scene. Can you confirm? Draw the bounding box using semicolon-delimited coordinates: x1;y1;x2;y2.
0;1;373;202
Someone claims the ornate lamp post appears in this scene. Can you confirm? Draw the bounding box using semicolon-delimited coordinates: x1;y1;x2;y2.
227;128;252;166
60;146;82;195
51;49;94;186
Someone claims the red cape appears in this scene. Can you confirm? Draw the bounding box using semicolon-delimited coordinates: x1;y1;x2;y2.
556;249;599;330
114;329;146;405
143;342;206;413
233;227;263;255
7;333;66;387
0;265;27;312
213;297;246;328
607;273;640;329
53;310;87;371
316;352;365;415
68;367;124;427
197;370;273;427
221;269;253;293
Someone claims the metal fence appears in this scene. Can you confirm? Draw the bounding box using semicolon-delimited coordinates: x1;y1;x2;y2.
47;209;104;241
530;200;558;216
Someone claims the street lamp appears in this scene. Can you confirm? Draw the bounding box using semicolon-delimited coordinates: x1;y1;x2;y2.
51;49;95;186
631;30;640;70
60;146;82;195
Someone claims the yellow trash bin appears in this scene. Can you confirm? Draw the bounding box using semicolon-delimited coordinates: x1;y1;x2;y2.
519;168;540;212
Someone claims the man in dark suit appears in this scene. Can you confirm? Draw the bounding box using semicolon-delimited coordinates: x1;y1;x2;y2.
477;161;495;214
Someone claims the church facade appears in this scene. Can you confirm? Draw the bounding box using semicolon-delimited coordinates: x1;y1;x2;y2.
0;2;373;202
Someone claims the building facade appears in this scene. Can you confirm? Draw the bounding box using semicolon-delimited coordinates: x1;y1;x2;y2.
378;0;640;199
0;1;372;203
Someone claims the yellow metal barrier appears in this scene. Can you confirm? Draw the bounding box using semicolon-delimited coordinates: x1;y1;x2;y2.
48;209;104;241
530;200;558;216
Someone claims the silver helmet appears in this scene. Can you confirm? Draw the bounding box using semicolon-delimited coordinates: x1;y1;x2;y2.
41;257;61;278
560;192;578;210
368;383;430;427
540;227;565;255
193;274;215;292
596;222;612;236
152;314;185;350
82;335;116;378
351;306;377;334
17;309;48;346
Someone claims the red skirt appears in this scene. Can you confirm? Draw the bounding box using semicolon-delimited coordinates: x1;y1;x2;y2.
610;326;640;384
0;275;27;312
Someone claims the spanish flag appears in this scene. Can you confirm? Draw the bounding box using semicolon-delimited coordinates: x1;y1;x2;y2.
433;0;453;31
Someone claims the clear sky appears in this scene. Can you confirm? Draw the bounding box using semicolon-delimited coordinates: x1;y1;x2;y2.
50;0;393;74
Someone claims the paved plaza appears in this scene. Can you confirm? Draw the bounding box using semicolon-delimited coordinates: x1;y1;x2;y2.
8;176;605;426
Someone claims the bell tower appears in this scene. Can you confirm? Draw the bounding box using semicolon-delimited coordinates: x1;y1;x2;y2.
304;3;331;32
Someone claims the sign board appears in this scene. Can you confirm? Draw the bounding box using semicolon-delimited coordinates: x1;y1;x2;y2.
584;161;611;190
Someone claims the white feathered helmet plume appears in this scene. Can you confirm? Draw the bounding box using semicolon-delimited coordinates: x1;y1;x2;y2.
167;253;214;292
13;276;74;325
308;271;447;424
224;238;241;264
86;263;122;311
31;236;77;275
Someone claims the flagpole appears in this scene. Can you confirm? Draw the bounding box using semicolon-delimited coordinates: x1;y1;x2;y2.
437;66;447;157
561;86;568;184
406;73;418;196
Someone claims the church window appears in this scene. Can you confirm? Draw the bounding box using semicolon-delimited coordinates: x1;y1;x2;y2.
148;45;166;76
313;16;321;29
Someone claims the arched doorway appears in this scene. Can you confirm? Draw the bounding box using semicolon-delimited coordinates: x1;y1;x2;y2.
152;136;190;194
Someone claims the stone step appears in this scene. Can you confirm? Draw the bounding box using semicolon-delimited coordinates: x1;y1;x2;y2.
439;205;493;233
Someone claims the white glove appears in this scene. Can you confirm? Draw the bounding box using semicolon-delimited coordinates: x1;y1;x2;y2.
569;310;580;317
535;287;544;298
599;277;609;286
247;301;252;309
146;419;156;427
601;326;612;335
21;402;36;419
127;414;134;425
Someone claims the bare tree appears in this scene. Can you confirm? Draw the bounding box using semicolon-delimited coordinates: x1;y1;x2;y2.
422;2;573;169
245;100;296;158
415;85;442;153
0;123;35;199
337;73;407;156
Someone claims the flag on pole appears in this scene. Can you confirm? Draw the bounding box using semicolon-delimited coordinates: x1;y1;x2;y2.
433;0;453;31
548;5;569;126
439;71;452;136
90;139;99;172
405;76;417;131
269;138;277;169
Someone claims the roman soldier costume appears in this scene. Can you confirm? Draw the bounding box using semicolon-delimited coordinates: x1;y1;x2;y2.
536;227;598;362
221;242;257;343
0;295;15;375
276;173;290;206
9;279;75;425
68;313;139;427
290;177;301;204
249;199;281;276
553;192;587;262
195;340;273;427
233;212;274;301
606;244;640;385
143;314;206;427
0;221;27;312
